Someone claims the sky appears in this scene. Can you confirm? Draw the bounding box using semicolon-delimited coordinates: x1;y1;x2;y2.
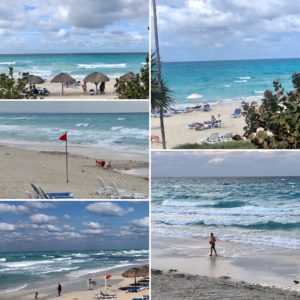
0;100;149;113
154;0;300;62
152;151;300;177
0;201;149;252
0;0;148;54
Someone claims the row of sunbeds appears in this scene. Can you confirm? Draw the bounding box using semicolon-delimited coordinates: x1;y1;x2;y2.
198;132;233;144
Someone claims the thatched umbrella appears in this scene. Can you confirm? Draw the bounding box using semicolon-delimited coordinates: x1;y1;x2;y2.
120;72;136;83
83;72;110;90
25;75;45;85
51;73;76;95
122;265;149;285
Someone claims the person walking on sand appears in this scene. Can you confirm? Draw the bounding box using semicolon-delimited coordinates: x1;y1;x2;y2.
209;232;217;256
34;291;38;299
57;283;62;297
82;81;87;94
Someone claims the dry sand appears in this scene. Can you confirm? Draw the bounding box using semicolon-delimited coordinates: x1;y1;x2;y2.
152;236;300;299
0;145;149;199
1;272;149;300
35;80;117;99
151;102;246;149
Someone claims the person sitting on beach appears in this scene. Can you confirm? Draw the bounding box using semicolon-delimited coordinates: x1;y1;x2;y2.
105;161;112;170
57;283;62;297
96;160;106;167
209;232;217;256
211;115;216;124
100;81;105;94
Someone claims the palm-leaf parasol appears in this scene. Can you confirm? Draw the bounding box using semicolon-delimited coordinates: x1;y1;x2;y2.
51;73;76;95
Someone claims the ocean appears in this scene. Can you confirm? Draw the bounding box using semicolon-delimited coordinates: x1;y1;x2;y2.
0;53;147;80
0;249;148;294
162;58;300;105
152;177;300;250
0;113;149;153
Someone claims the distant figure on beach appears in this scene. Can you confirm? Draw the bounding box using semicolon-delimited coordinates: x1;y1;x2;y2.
105;161;112;170
211;115;216;123
100;81;105;94
209;232;217;256
96;160;106;167
82;81;87;94
34;291;38;299
57;283;62;297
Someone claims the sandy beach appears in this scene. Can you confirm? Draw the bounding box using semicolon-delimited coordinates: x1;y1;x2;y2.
0;144;149;199
34;80;117;99
1;267;149;300
152;236;300;299
151;102;246;149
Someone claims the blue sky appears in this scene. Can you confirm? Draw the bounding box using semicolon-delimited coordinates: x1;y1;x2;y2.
0;201;149;252
152;151;300;177
154;0;300;62
0;0;148;54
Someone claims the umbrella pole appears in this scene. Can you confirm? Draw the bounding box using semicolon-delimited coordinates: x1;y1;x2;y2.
62;83;64;95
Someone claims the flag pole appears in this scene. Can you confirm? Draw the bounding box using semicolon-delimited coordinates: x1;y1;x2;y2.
105;277;107;290
65;131;69;183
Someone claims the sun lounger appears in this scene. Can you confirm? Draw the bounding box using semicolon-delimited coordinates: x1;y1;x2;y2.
89;89;96;95
220;133;233;142
111;182;146;199
232;108;241;118
198;133;221;144
97;177;114;196
97;290;117;299
132;296;149;300
126;286;144;293
203;104;211;111
30;184;73;199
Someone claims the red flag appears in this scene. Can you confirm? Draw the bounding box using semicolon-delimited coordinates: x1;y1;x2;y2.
105;274;112;280
59;132;67;141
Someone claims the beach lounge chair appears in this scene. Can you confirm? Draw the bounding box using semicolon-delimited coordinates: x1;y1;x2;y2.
89;89;96;95
111;182;146;199
97;290;117;299
30;184;73;199
232;108;241;118
97;177;114;196
126;287;143;293
221;133;233;142
213;119;222;128
198;133;221;144
203;104;211;111
132;296;149;300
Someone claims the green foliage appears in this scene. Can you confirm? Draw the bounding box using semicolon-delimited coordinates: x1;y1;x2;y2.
151;53;174;110
0;67;36;99
114;56;149;99
243;73;300;149
174;141;256;149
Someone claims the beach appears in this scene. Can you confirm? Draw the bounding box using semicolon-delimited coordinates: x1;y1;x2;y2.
151;102;246;148
0;145;148;199
1;266;149;300
35;80;117;99
152;236;300;300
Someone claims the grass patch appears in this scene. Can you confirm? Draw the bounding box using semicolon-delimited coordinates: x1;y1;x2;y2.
173;140;257;149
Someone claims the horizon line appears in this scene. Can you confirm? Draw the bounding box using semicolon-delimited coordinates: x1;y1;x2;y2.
0;51;148;56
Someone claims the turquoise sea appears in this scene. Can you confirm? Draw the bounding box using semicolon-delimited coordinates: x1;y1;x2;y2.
162;58;300;104
0;53;147;80
0;113;149;153
0;249;148;294
152;177;300;250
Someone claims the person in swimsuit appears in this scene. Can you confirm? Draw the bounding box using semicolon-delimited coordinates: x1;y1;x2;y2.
209;232;217;256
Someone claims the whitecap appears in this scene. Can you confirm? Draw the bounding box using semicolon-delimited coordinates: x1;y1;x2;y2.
254;90;264;94
111;126;123;131
118;118;126;121
224;84;231;88
0;283;28;294
234;80;248;83
75;123;91;128
238;76;251;80
0;61;16;65
0;258;6;262
186;93;203;99
76;63;127;69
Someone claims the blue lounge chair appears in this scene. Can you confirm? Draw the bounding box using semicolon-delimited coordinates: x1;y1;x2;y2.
232;108;241;118
30;184;74;199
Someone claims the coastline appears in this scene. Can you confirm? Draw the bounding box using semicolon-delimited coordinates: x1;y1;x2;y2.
0;144;149;198
151;101;248;148
152;235;300;294
0;264;149;300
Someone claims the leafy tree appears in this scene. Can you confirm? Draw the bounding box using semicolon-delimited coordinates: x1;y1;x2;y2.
243;73;300;148
0;67;36;99
114;56;149;99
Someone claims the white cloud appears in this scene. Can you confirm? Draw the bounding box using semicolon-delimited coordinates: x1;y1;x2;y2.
0;222;16;231
83;221;101;229
86;202;134;216
30;213;57;224
81;229;102;235
63;214;71;220
131;217;149;227
25;202;56;209
0;203;29;214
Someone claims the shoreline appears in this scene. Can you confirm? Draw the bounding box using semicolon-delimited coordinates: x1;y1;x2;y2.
152;235;300;292
0;145;149;198
1;264;149;300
